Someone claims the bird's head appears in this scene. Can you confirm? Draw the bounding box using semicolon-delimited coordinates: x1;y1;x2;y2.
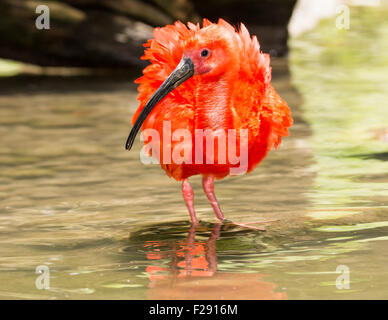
182;29;238;78
125;19;269;150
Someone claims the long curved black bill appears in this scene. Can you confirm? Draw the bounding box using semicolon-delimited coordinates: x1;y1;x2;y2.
125;57;194;151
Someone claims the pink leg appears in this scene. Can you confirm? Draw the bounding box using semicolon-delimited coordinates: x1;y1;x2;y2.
202;176;273;231
202;176;225;222
182;179;198;225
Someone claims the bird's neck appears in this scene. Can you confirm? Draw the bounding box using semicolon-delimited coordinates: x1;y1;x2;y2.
194;74;234;130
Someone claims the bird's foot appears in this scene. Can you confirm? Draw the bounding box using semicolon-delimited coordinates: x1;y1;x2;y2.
224;219;278;231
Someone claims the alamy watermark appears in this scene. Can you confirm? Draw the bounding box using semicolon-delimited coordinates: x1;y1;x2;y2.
35;5;50;30
35;265;50;290
336;5;350;30
139;122;249;175
336;265;350;290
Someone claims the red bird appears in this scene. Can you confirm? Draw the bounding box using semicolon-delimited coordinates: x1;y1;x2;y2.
126;19;293;227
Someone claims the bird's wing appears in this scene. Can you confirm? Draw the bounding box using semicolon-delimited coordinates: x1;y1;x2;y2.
261;85;293;150
236;24;293;150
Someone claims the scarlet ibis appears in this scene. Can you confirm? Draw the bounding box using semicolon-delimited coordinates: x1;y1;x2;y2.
125;19;293;227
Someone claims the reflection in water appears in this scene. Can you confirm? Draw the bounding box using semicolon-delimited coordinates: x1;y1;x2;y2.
132;223;287;299
145;224;220;280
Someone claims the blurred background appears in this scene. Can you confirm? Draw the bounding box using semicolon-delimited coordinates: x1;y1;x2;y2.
0;0;296;72
0;0;387;299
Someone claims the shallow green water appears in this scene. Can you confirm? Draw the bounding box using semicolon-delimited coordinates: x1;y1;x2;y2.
0;6;387;299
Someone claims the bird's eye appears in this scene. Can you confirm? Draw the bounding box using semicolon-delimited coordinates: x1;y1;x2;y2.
200;49;210;58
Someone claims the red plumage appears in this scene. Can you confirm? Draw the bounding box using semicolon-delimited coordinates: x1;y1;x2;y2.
132;19;292;181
